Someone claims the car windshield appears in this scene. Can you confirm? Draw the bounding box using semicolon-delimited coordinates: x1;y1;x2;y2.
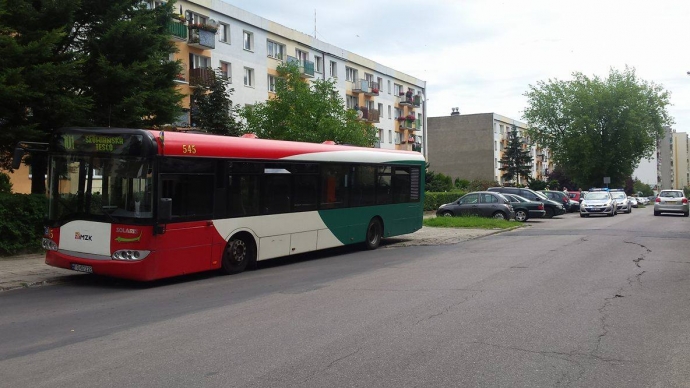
512;195;530;203
611;192;626;199
535;192;548;200
585;192;609;200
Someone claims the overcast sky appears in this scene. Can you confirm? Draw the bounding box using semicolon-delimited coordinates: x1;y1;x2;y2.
223;0;690;132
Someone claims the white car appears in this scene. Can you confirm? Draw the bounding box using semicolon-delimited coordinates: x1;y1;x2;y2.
628;196;638;208
580;191;617;217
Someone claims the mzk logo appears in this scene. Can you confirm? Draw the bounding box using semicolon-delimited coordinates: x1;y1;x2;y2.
74;232;93;241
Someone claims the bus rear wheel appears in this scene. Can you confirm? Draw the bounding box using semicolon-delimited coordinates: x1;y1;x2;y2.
365;218;383;250
221;234;256;275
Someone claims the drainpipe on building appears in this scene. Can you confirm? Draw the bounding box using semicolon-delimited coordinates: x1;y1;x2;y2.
422;87;427;160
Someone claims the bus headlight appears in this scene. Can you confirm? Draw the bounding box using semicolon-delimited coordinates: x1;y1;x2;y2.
112;250;150;261
42;238;58;251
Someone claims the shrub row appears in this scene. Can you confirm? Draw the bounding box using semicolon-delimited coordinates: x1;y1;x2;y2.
424;191;466;211
0;194;47;256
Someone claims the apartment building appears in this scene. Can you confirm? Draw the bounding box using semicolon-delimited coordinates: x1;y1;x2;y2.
633;126;689;191
166;0;426;152
427;112;551;184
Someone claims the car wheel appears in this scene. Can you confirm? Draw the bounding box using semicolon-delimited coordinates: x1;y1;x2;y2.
654;211;660;216
441;211;453;217
492;211;507;220
684;212;689;217
514;210;527;222
544;207;554;219
580;213;586;218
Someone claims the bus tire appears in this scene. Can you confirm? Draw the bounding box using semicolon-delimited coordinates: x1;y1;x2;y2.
221;234;256;275
365;218;383;250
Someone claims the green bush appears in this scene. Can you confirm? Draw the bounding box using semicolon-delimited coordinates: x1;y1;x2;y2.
426;170;454;192
0;172;12;193
0;193;47;255
424;191;466;211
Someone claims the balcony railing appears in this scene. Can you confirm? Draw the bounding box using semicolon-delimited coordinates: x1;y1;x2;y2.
174;67;187;84
286;56;314;77
188;28;215;49
352;80;380;96
189;67;215;88
397;93;422;107
364;109;379;123
167;20;188;40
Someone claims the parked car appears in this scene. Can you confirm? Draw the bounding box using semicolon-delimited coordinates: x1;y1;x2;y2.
654;190;689;216
488;187;566;218
637;196;650;206
568;191;583;203
501;193;546;222
628;196;638;208
436;191;515;220
541;190;574;212
580;191;617;217
610;190;632;213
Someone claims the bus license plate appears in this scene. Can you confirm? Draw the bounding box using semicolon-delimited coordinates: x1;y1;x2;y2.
71;264;93;273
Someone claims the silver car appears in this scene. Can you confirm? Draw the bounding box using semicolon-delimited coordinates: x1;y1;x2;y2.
580;191;617;217
654;190;689;217
610;190;631;213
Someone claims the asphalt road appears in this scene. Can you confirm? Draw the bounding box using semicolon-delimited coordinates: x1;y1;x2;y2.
1;206;690;387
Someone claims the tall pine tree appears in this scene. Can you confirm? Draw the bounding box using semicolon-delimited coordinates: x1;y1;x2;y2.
499;125;533;184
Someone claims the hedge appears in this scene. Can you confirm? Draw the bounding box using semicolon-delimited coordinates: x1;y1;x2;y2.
424;191;466;211
0;193;48;255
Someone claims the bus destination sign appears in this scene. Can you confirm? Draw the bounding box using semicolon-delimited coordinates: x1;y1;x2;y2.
59;133;143;155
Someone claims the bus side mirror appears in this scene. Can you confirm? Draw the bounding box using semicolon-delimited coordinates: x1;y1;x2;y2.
159;198;172;222
12;147;25;170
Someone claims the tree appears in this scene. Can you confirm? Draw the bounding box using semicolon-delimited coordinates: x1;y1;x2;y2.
0;0;183;193
191;68;242;135
546;166;578;191
632;178;654;197
523;66;672;189
241;62;376;146
498;125;533;184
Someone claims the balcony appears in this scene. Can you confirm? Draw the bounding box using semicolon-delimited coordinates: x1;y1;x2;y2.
188;67;215;88
286;56;314;78
188;27;216;49
397;116;416;130
364;109;379;123
352;80;379;96
167;20;188;41
397;93;422;107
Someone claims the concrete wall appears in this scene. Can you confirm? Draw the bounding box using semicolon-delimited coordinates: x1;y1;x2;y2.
427;113;495;181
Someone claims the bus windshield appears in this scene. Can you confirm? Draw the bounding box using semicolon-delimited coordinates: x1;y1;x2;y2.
47;154;154;224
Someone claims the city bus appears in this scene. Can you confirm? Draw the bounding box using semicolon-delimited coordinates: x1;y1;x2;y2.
14;127;426;281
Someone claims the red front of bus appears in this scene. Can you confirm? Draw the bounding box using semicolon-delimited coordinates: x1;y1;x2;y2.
44;221;226;281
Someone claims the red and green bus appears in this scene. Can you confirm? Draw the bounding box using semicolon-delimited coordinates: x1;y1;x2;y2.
18;127;425;281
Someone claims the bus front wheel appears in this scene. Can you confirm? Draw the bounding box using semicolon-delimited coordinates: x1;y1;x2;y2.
365;218;383;250
221;234;256;275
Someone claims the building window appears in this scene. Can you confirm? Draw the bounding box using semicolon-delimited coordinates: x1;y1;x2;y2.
296;48;308;62
267;74;276;92
395;108;402;119
314;56;323;73
388;130;392;143
244;67;254;87
377;77;383;91
329;61;337;78
243;31;253;51
378;103;383;114
266;40;284;60
220;61;231;82
387;80;391;94
219;23;229;43
186;11;207;25
345;66;357;82
388;105;391;119
345;95;357;109
394;83;402;95
189;53;210;69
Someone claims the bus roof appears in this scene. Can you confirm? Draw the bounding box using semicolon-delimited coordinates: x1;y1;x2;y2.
151;130;426;164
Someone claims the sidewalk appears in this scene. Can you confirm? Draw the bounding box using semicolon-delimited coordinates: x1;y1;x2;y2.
0;225;506;292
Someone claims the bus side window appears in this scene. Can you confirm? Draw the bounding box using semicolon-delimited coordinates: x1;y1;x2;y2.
392;167;411;203
228;175;260;217
263;174;291;214
320;164;348;209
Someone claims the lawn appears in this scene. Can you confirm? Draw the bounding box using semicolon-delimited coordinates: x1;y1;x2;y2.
423;216;518;229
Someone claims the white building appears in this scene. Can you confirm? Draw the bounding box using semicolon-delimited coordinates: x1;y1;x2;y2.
166;0;427;153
